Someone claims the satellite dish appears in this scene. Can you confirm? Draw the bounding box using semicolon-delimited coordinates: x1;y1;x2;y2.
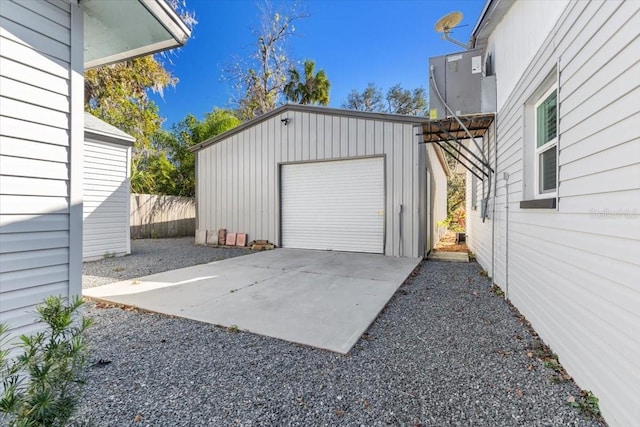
435;11;463;33
434;11;470;50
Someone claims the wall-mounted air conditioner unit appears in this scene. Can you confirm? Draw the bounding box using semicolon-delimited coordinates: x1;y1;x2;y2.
428;49;496;120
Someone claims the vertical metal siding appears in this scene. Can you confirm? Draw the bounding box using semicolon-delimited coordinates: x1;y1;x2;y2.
82;140;130;260
196;110;428;257
468;1;640;425
0;0;73;336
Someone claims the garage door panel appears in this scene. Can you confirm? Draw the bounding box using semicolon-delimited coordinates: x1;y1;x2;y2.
281;157;384;253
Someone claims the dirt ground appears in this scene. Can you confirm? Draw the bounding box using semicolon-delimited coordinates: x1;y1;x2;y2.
434;230;469;253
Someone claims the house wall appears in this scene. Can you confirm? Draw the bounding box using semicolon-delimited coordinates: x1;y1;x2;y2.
486;0;569;110
196;108;432;257
425;144;448;247
0;0;83;336
83;139;131;261
466;128;495;274
467;1;640;425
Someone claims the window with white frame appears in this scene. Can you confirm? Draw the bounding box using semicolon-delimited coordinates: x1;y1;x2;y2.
534;86;558;195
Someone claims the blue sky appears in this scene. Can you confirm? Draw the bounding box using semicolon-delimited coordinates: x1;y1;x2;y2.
152;0;486;128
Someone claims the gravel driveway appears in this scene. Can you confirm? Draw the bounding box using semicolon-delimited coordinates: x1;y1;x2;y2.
82;237;253;288
78;239;604;426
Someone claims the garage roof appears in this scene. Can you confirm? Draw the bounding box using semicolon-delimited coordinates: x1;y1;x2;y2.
84;113;135;146
190;104;428;153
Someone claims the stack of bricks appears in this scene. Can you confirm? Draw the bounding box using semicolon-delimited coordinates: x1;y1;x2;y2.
205;229;248;247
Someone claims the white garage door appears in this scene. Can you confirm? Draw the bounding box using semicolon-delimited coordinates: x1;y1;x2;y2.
281;157;384;253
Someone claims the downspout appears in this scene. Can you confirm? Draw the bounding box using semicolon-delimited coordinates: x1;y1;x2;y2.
398;204;403;257
503;170;509;300
491;117;497;284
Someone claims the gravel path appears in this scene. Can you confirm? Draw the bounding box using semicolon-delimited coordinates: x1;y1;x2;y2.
82;237;253;288
78;241;604;426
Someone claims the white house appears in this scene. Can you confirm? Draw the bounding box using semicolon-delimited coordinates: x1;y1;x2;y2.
0;0;190;337
83;113;135;261
429;1;639;425
191;104;450;258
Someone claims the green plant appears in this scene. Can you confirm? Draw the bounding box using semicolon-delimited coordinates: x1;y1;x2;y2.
490;284;504;296
228;325;239;333
0;296;92;427
567;390;600;418
102;252;115;259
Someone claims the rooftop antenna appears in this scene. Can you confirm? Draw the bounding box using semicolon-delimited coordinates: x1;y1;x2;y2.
434;11;470;50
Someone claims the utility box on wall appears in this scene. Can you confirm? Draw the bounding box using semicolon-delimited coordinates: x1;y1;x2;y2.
429;49;496;120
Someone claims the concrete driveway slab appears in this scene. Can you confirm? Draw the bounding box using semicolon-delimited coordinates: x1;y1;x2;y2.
298;251;421;282
83;249;420;353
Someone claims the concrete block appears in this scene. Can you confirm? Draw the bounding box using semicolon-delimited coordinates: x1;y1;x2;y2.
236;233;247;247
195;229;206;245
205;230;218;245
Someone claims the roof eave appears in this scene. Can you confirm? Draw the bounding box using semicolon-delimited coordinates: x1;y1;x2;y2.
83;0;191;70
470;0;514;49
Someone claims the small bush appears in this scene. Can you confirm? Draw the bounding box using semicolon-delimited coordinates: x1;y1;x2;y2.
0;296;92;427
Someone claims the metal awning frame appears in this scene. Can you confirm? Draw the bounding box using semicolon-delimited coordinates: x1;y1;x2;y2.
417;113;495;180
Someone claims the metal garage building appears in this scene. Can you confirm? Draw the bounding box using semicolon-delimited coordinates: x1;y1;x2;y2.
82;113;134;261
191;105;449;258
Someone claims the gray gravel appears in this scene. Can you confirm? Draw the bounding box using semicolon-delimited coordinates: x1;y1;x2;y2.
77;241;605;426
82;237;253;288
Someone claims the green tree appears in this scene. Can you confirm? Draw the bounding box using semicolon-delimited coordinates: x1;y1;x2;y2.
342;83;427;115
140;109;241;197
225;1;308;120
84;55;175;148
386;84;427;115
342;83;384;112
284;59;330;105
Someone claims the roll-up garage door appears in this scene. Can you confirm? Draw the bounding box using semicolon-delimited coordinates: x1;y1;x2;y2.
281;157;384;253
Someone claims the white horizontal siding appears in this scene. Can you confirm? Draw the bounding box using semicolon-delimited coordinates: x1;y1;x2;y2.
0;176;69;197
82;139;130;260
0;247;69;273
0;155;68;179
0;1;70;46
0;36;69;78
0;214;68;233
0;15;70;62
0;136;69;162
0;56;69;95
0;0;72;335
0;116;70;145
471;1;640;425
197;109;429;257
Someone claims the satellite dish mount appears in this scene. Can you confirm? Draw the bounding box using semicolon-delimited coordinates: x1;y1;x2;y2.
434;11;470;50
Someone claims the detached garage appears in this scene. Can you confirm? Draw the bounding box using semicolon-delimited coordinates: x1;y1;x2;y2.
191;104;449;258
83;113;134;261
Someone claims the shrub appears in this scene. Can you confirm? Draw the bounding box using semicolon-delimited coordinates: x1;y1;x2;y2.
0;296;92;427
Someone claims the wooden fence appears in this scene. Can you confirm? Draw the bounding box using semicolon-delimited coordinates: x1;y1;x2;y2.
130;193;195;239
